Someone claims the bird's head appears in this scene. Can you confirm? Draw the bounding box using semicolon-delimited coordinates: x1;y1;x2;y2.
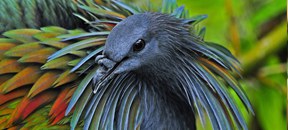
94;13;192;86
92;12;253;130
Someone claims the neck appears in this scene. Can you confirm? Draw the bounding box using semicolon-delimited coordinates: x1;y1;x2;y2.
138;72;196;130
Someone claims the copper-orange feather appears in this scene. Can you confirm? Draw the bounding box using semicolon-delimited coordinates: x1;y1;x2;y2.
8;91;58;125
0;59;24;75
0;88;28;105
28;71;60;98
1;66;42;93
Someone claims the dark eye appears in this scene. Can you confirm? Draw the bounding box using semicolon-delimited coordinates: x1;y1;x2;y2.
133;39;145;52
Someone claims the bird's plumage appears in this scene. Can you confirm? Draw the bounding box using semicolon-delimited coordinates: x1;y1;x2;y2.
0;0;85;34
85;12;253;130
0;0;253;130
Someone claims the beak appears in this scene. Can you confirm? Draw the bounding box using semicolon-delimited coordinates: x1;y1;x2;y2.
92;62;118;94
92;55;127;94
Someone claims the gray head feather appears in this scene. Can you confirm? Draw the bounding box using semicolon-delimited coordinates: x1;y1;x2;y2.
91;12;252;130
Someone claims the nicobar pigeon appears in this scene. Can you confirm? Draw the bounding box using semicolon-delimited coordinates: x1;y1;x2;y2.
0;0;253;130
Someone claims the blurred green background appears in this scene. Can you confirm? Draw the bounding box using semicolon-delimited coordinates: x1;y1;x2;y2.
124;0;287;129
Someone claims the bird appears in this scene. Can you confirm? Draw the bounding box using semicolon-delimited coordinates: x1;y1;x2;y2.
0;0;253;130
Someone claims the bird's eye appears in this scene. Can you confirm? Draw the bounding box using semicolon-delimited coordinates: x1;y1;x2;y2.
133;39;145;52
